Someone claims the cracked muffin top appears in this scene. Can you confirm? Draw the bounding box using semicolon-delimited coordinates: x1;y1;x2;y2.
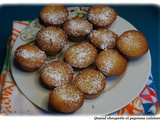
36;26;68;56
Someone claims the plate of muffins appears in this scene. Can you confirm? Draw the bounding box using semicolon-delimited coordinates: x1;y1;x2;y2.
10;4;151;115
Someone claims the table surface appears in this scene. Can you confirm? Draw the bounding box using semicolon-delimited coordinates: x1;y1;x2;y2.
0;4;159;105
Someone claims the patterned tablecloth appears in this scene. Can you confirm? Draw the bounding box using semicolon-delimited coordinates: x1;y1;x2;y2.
0;7;159;116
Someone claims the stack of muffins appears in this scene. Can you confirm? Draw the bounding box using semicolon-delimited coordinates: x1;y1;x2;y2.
15;4;149;113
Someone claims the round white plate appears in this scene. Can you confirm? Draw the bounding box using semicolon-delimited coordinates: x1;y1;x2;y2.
10;7;151;116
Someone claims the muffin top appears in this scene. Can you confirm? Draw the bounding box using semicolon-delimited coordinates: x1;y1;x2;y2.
117;30;149;59
64;42;97;68
40;4;69;26
90;29;118;49
50;84;84;104
40;61;74;87
36;26;68;51
74;69;106;95
15;44;47;69
49;84;84;113
96;49;127;76
63;16;93;37
87;5;117;26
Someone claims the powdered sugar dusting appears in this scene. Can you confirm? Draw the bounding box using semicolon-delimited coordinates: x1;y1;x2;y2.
47;66;63;85
52;85;83;105
65;42;97;68
117;30;148;58
41;62;74;87
70;46;90;63
39;29;61;44
122;32;142;49
50;85;84;113
63;17;93;36
75;69;106;94
16;47;46;67
90;29;117;49
37;27;67;50
88;6;114;26
58;85;82;101
42;12;67;25
41;5;68;25
96;50;119;76
99;56;114;75
68;20;91;36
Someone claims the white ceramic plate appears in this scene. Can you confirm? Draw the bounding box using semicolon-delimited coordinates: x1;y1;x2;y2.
10;7;151;116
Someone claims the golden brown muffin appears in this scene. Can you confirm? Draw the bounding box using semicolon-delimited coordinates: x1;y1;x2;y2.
74;69;106;99
49;84;84;113
117;30;149;59
63;16;93;42
89;29;118;49
40;61;74;88
87;5;117;29
40;4;69;26
36;26;68;56
15;44;47;72
64;41;97;68
96;49;127;77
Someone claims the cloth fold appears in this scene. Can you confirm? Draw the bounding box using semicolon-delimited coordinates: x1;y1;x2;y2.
0;21;159;116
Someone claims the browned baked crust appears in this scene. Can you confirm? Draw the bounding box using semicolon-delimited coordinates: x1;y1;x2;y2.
49;84;84;113
36;26;68;56
40;4;69;26
87;5;117;29
96;49;127;77
90;29;118;49
63;16;93;41
117;30;149;59
40;61;74;88
74;69;106;99
64;41;97;68
15;44;47;72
